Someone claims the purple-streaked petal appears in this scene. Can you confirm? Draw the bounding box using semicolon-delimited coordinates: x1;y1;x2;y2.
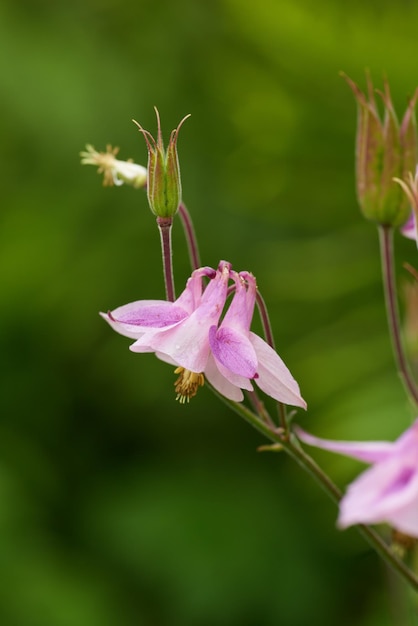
102;267;214;341
249;333;307;408
100;311;147;339
110;300;188;327
208;353;254;392
295;428;394;463
174;266;215;314
209;326;257;378
338;457;418;536
101;299;188;338
219;271;256;334
400;211;417;243
131;312;211;371
204;354;245;402
237;271;257;329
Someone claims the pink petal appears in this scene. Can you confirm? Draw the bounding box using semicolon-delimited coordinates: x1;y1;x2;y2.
174;266;215;314
100;311;146;340
102;266;214;341
204;353;245;402
130;316;211;371
295;428;394;463
400;211;417;243
209;326;257;378
208;354;254;392
249;333;307;408
392;419;418;453
155;352;178;366
338;458;418;536
220;271;255;334
101;300;188;338
111;301;187;327
387;495;418;537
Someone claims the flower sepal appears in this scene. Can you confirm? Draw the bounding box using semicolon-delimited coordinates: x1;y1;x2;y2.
343;72;418;227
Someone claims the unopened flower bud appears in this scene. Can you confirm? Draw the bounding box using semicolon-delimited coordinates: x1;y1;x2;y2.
133;108;190;218
343;72;418;226
80;144;147;189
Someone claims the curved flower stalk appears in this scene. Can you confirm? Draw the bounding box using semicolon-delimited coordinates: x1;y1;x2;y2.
295;421;418;537
378;223;418;406
101;261;306;407
80;144;147;188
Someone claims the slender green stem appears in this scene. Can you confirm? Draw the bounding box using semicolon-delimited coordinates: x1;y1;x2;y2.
157;217;175;302
246;390;276;428
178;202;201;271
378;225;418;406
210;387;418;592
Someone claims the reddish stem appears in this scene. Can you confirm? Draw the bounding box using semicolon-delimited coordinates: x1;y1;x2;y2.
178;202;201;271
157;217;176;302
378;225;418;406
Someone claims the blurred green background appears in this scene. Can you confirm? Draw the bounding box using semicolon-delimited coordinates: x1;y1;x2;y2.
1;0;418;624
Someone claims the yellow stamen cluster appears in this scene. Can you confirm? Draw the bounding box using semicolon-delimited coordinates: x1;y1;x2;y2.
80;144;121;186
174;367;204;403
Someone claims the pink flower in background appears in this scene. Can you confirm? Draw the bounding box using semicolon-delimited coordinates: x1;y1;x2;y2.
295;421;418;537
101;261;306;407
394;168;418;245
400;211;417;244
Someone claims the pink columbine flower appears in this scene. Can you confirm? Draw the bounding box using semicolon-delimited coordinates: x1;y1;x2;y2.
295;421;418;537
101;261;306;407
